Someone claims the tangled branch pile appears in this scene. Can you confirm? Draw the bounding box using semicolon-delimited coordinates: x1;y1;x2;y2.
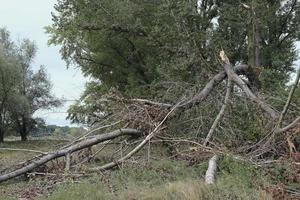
1;52;299;186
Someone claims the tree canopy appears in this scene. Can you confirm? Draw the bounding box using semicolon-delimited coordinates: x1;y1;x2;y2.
47;0;299;125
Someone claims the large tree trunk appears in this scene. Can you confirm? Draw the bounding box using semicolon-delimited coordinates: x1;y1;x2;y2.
20;130;27;141
247;2;262;89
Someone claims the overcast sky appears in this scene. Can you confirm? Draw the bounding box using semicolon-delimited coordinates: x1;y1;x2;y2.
0;1;299;126
0;0;87;126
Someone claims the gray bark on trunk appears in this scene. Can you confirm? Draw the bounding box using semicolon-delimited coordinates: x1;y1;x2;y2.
0;128;141;183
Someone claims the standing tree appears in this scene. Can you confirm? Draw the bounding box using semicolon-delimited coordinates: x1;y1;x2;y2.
10;39;61;141
0;28;61;142
0;28;20;142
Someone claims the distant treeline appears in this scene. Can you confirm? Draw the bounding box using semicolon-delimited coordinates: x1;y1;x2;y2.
30;119;86;137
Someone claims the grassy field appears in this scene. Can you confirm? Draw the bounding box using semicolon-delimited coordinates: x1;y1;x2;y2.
0;139;294;200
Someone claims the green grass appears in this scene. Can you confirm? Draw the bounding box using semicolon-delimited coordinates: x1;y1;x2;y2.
0;141;275;200
0;140;67;199
42;158;272;200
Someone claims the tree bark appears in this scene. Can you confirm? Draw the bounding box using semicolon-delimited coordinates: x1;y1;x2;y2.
0;128;141;183
0;128;4;143
277;69;300;127
203;79;232;146
20;132;27;141
220;51;278;119
205;155;218;184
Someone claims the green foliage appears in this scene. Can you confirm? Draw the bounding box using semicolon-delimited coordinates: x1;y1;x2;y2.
218;156;267;189
48;0;300;126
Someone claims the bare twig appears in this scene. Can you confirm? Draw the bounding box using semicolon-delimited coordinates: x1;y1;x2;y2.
278;68;300;124
90;102;181;171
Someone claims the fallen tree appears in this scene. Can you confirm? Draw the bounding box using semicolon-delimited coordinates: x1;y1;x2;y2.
0;129;141;183
0;52;298;185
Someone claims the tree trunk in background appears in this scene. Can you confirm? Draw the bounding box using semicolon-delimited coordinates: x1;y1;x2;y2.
0;116;4;143
247;1;262;89
0;128;4;143
20;132;27;141
20;116;28;141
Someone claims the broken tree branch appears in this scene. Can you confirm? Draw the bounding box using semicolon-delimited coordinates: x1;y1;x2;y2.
131;98;172;107
130;64;249;110
203;79;232;146
275;117;300;134
277;68;300;127
220;51;278;119
0;128;141;183
178;64;248;109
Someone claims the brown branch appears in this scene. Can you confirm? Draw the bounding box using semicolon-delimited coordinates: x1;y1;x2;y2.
275;117;300;134
0;129;141;183
131;64;249;109
203;79;232;146
277;68;300;126
220;51;278;119
89;102;180;171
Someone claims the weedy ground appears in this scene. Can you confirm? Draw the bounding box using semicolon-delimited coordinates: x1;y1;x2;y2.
0;140;298;200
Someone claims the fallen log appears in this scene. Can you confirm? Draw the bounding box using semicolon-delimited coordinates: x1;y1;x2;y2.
0;128;141;183
205;155;218;184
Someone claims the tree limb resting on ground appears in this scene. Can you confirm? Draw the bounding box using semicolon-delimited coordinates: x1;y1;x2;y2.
275;117;300;134
203;79;232;146
89;102;180;171
0;129;141;183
